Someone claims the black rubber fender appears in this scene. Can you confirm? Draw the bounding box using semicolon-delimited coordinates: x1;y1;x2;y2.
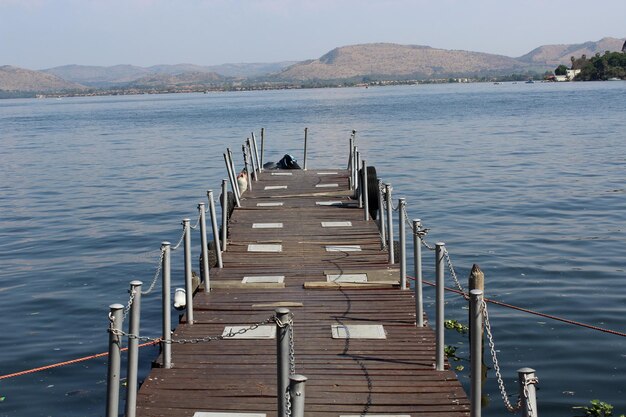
219;191;236;221
367;166;379;220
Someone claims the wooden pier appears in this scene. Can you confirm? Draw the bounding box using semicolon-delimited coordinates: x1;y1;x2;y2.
135;168;470;417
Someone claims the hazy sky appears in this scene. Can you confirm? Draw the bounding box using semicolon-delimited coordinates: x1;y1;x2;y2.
2;0;625;70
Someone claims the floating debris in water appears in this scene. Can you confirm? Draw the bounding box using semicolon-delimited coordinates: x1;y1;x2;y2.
65;390;90;397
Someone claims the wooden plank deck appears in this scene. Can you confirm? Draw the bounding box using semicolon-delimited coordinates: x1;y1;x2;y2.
135;168;470;417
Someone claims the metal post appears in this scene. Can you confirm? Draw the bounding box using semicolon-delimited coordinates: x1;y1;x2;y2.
399;198;406;290
260;128;265;168
227;147;241;202
347;135;353;173
276;307;291;417
105;303;123;417
242;145;252;191
356;150;362;208
125;281;142;417
161;241;172;369
221;179;228;251
378;179;386;248
352;146;358;198
182;219;194;325
252;132;261;173
289;375;307;417
247;139;258;181
224;151;241;207
198;202;210;291
435;242;445;371
518;368;539;417
385;183;394;264
470;289;484;417
413;219;423;327
362;160;369;221
207;190;223;268
303;127;308;170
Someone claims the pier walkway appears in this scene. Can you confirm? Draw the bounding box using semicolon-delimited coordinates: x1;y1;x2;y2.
135;168;470;417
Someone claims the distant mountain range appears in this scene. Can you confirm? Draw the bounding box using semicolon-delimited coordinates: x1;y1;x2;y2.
1;37;624;96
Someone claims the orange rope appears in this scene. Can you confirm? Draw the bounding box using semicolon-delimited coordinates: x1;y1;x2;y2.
0;340;160;380
408;274;626;338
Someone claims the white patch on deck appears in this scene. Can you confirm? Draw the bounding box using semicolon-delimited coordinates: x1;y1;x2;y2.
317;172;338;175
252;223;283;229
271;172;293;176
222;325;276;339
248;244;282;252
194;413;266;417
331;324;386;339
242;275;285;284
326;273;367;283
321;221;352;227
315;183;339;188
256;202;283;207
325;245;361;252
264;185;288;190
315;201;343;206
341;415;410;417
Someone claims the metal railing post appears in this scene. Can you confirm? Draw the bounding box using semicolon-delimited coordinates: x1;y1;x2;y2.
413;219;423;327
161;241;172;369
247;139;257;181
105;303;124;417
227;147;242;202
348;135;353;178
470;289;484;417
251;132;261;174
435;242;446;371
125;281;142;417
356;150;362;208
224;151;241;207
242;145;252;191
518;368;539;417
385;183;394;264
182;219;194;324
198;202;210;291
399;198;406;290
276;307;291;417
303;127;308;170
207;190;223;268
221;179;228;251
378;179;386;248
260;128;265;168
362;160;369;220
289;374;307;417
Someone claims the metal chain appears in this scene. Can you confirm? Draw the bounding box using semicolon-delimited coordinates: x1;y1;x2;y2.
442;247;468;299
122;287;136;321
482;300;523;413
171;227;186;251
190;213;201;230
110;314;279;344
141;248;165;295
522;375;539;416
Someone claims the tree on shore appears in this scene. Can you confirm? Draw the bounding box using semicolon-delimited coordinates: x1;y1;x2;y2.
575;51;626;80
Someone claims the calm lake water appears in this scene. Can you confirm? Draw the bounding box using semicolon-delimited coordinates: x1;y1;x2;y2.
1;82;625;416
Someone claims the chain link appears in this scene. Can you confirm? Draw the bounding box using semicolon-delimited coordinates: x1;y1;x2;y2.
482;300;523;413
190;213;201;230
442;247;468;299
171;227;186;251
141;248;165;295
110;314;279;344
122;287;136;321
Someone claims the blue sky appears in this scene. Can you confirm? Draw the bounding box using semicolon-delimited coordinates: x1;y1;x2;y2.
1;0;625;69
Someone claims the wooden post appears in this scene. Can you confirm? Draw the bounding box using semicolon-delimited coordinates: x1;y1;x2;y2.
468;264;487;407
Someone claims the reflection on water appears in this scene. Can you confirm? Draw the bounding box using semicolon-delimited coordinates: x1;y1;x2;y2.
1;82;625;416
